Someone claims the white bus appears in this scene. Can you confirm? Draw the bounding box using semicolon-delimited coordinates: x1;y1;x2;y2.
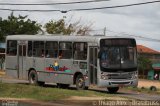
5;35;138;93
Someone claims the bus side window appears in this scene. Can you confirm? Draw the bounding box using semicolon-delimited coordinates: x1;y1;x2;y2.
7;40;17;56
28;41;32;57
33;41;44;57
94;48;97;66
59;42;72;59
73;42;87;60
45;41;58;58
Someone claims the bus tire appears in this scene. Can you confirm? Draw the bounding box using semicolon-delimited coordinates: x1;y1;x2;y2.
76;74;85;90
57;83;69;89
37;81;45;86
107;87;119;93
29;70;38;85
85;86;89;90
61;84;69;89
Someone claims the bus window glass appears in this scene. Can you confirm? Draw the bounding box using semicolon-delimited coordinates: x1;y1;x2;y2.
33;41;44;57
7;40;17;56
73;42;87;60
45;41;58;58
94;48;97;66
28;41;32;57
121;47;137;68
100;39;137;71
59;42;72;59
19;45;26;56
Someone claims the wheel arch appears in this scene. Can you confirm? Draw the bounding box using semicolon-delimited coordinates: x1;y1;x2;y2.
73;72;83;84
28;68;36;79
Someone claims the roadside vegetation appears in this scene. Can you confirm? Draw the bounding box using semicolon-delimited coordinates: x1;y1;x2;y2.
0;82;117;101
0;12;92;41
125;87;160;94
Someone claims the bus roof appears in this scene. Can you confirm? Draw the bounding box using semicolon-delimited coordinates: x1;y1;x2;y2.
6;35;135;42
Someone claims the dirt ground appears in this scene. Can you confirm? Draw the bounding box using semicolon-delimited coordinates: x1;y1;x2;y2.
0;74;160;105
138;79;160;89
0;96;131;106
0;71;5;77
65;96;130;101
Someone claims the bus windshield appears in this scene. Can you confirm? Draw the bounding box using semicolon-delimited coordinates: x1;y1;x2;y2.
100;39;137;71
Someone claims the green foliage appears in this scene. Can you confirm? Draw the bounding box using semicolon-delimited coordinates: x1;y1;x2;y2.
45;19;71;35
138;56;152;71
44;18;92;35
0;12;42;41
0;13;92;41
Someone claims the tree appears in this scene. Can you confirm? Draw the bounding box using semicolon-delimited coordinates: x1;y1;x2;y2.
44;18;92;35
0;12;42;41
138;56;152;78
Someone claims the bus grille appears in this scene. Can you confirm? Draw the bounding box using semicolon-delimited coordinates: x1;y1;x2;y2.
111;82;130;84
108;73;132;79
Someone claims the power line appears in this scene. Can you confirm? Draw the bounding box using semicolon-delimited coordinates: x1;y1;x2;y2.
85;28;160;42
105;29;160;42
0;8;60;12
0;0;159;12
70;0;160;11
0;0;110;5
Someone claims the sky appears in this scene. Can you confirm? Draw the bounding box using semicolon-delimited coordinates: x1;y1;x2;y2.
0;0;160;51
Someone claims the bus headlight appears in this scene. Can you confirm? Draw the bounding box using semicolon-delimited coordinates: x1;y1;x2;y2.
101;74;109;80
131;72;138;79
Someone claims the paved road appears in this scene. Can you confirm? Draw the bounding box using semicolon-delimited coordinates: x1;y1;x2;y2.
118;92;160;101
90;87;160;101
0;77;160;106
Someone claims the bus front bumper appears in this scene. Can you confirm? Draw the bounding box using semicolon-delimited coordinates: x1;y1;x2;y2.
98;79;138;88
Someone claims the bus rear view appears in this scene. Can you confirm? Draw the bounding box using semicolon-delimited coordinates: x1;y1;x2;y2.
98;38;138;93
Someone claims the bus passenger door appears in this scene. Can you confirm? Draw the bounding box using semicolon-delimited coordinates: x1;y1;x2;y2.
89;47;98;85
18;43;27;79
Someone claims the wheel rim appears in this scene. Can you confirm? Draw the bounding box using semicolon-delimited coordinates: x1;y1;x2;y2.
78;78;84;88
31;74;36;83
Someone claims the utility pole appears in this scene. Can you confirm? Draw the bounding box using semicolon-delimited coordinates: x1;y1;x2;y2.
104;27;106;36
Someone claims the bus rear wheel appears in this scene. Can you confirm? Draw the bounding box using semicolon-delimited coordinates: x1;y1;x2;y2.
29;70;45;86
29;70;38;85
38;81;45;86
107;87;119;93
76;74;85;90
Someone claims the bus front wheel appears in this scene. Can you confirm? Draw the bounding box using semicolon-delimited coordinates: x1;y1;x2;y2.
76;74;85;90
57;83;69;89
107;87;119;93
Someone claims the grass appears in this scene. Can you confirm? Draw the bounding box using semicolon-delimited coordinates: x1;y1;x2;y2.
0;82;113;101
